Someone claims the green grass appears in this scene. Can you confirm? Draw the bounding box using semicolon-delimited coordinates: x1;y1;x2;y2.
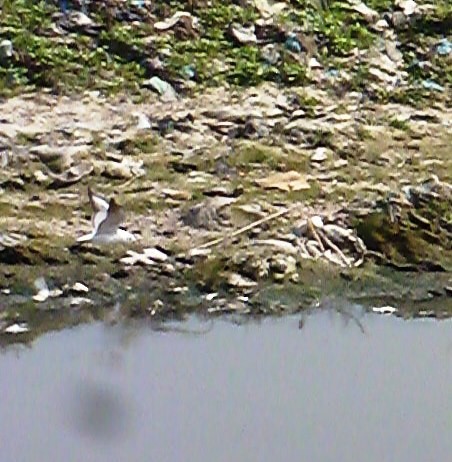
0;0;450;99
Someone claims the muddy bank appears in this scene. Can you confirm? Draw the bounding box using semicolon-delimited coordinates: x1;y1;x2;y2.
0;82;450;345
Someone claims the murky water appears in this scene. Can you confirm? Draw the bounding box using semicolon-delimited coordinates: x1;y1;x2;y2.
0;312;451;462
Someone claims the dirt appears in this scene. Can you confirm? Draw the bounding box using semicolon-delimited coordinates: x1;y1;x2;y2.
0;82;451;344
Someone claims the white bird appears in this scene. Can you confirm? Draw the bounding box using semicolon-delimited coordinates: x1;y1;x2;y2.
77;187;137;244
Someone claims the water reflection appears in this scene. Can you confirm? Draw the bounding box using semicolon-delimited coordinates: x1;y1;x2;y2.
0;313;450;462
70;379;132;441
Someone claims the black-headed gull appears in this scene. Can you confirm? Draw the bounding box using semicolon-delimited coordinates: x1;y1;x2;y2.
77;187;137;243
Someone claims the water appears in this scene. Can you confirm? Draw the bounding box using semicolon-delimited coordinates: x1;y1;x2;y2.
0;313;451;462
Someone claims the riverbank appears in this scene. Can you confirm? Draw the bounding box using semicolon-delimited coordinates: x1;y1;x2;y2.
0;1;450;343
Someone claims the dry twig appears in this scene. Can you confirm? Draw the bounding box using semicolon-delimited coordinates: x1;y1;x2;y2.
192;204;299;251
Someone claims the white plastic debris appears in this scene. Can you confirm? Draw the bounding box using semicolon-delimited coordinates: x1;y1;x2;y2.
205;293;218;301
396;0;418;16
32;277;62;302
230;24;257;45
0;39;13;59
4;323;29;334
144;76;178;102
154;12;198;31
33;277;50;302
372;305;398;315
0;151;9;168
308;57;322;69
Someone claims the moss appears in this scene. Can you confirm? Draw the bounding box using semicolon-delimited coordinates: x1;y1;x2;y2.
184;254;230;291
117;134;160;156
356;210;451;270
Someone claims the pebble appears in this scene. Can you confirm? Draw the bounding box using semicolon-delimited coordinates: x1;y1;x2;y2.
311;147;329;162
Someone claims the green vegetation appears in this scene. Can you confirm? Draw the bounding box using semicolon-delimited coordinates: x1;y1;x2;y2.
0;0;450;99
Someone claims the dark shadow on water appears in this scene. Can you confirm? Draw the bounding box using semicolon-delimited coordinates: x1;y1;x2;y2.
69;379;133;442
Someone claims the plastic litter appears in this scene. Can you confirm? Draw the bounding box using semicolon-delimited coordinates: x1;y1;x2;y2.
182;64;196;80
285;34;302;53
325;69;340;78
145;76;178;101
4;323;29;334
0;39;13;59
436;38;452;56
422;79;444;92
229;24;257;45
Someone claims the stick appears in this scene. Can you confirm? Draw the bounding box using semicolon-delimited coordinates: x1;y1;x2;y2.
307;218;325;252
317;229;351;267
193;204;299;250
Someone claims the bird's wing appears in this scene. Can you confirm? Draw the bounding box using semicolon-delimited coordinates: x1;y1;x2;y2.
88;187;110;229
96;198;125;236
92;208;109;233
88;187;109;213
77;231;96;242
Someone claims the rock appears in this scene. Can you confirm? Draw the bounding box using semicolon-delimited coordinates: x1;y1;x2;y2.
228;273;258;288
33;170;49;184
161;188;192;201
103;161;133;179
253;239;298;254
228;23;257;45
120;248;168;266
71;282;89;293
349;2;379;23
133;112;151;130
120;250;155;266
182;202;221;230
270;254;297;275
187;247;212;258
311;147;330;162
59;11;102;35
311;215;324;229
143;247;169;262
48;162;93;188
253;0;287;18
256;171;310;192
70;297;94;307
236;204;266;218
154;11;199;33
